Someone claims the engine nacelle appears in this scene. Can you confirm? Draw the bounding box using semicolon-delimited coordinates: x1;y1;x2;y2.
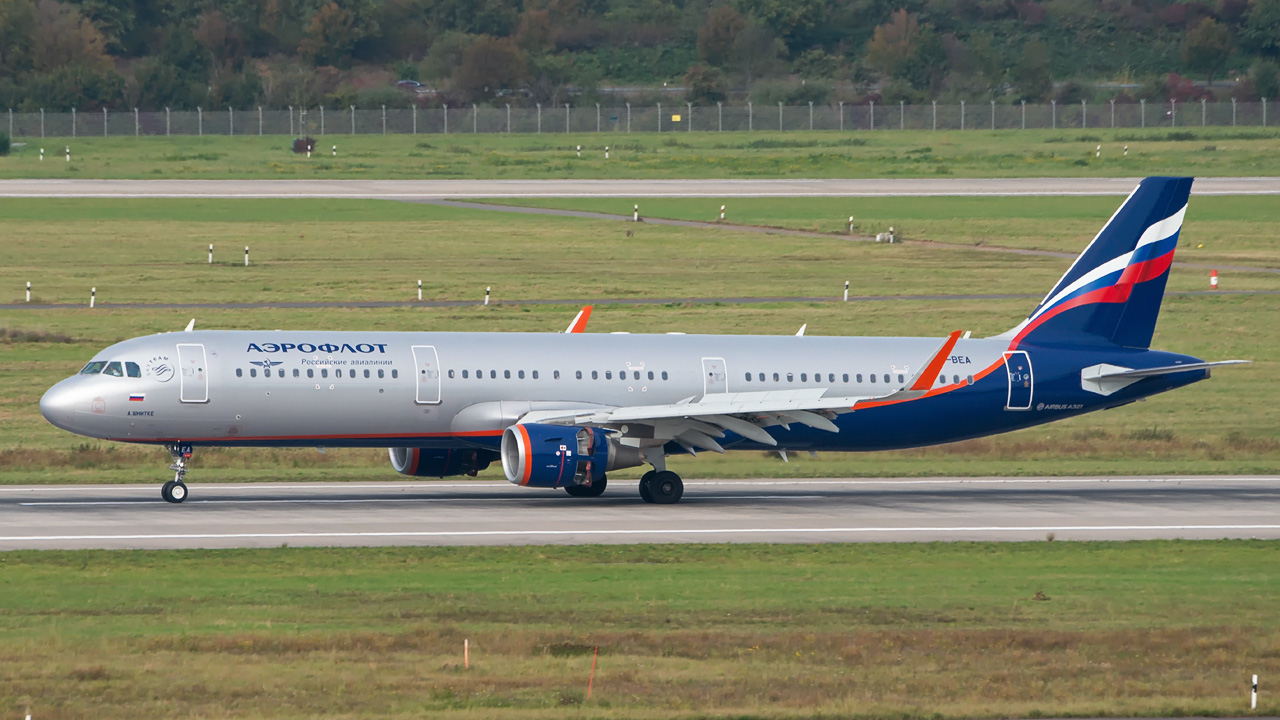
388;447;495;478
501;424;642;488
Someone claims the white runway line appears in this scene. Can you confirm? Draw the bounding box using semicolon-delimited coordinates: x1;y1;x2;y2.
4;525;1280;543
18;494;827;506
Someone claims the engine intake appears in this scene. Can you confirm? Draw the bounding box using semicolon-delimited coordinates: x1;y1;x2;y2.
501;424;641;488
388;447;495;478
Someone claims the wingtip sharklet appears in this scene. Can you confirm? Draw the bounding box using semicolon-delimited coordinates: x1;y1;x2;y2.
908;330;963;392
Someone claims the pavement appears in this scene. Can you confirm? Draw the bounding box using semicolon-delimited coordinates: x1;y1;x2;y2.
2;177;1280;198
2;475;1278;550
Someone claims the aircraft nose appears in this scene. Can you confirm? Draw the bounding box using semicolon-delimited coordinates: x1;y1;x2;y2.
39;380;79;431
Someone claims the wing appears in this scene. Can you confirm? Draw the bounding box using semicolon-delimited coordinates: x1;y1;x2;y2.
519;331;963;454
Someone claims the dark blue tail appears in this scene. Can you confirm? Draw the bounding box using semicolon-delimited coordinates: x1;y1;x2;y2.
1009;177;1193;349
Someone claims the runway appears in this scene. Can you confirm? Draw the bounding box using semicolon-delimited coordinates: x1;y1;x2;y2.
2;476;1278;550
2;177;1280;198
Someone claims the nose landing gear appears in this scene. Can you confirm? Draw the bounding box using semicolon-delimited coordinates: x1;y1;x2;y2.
162;443;192;504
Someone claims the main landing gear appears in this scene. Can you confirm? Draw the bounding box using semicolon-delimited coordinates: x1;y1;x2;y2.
162;443;191;504
564;476;608;497
639;470;683;504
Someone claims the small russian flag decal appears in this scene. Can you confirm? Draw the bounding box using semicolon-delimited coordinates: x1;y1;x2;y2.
129;393;145;402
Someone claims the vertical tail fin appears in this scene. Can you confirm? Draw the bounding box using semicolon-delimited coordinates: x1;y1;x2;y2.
1008;176;1193;349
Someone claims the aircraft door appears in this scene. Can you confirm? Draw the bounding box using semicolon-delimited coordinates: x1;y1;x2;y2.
412;345;442;404
1003;351;1033;411
176;343;209;403
702;357;728;395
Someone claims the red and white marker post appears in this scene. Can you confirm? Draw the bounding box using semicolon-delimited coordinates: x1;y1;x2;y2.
1210;270;1219;289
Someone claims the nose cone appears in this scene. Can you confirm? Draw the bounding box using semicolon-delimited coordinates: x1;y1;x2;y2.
39;379;80;432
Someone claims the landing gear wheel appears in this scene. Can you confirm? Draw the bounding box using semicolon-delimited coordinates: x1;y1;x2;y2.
648;471;683;504
565;476;607;497
162;481;187;504
638;470;656;503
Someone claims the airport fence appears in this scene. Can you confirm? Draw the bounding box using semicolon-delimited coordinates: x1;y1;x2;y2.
4;99;1273;138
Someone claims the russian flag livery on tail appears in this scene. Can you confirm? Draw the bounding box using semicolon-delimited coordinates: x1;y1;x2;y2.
1009;176;1191;349
39;177;1249;505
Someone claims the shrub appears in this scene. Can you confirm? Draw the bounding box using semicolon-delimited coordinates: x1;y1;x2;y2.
292;136;316;154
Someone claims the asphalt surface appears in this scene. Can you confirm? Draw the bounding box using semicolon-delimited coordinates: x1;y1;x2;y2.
3;476;1278;550
2;177;1280;198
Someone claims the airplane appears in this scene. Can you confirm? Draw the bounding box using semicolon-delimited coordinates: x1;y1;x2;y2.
39;176;1246;504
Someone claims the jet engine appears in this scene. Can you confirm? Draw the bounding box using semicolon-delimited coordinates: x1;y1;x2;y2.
388;447;496;477
500;424;642;488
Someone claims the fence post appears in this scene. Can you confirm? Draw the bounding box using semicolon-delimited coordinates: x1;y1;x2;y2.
658;102;662;132
838;101;843;131
7;108;10;139
71;107;76;138
320;105;324;135
991;99;995;129
134;107;139;136
778;101;782;131
1171;98;1176;127
959;99;964;130
289;105;294;135
870;100;874;130
1111;98;1115;128
382;105;387;134
1141;98;1145;127
1021;100;1025;129
626;102;631;133
748;101;752;131
566;103;570;133
506;104;510;133
165;107;170;136
474;104;478;133
1050;99;1055;129
440;104;445;134
258;106;262;136
229;106;234;135
687;102;692;132
1201;98;1206;126
932;100;936;130
718;101;723;131
537;103;542;133
1232;97;1236;126
350;105;355;135
197;106;202;136
1264;98;1268;127
102;107;107;136
1081;99;1086;129
40;108;44;137
808;100;813;130
597;103;601;132
413;104;417;134
901;100;905;130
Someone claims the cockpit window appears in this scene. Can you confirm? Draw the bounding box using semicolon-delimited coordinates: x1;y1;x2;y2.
103;362;124;377
125;362;141;378
80;361;106;375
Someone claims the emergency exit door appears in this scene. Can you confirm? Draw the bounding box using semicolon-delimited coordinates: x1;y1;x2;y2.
412;345;441;404
1003;351;1033;410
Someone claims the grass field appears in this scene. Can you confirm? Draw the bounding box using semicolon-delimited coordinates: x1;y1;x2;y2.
0;197;1277;482
2;541;1277;719
3;128;1280;179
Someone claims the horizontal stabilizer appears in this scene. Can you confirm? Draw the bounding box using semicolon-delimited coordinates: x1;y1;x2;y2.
1093;360;1249;379
1082;360;1248;396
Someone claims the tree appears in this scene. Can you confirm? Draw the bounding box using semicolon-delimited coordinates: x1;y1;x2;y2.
516;8;553;52
697;5;745;67
30;0;112;73
1240;0;1280;57
1252;58;1280;97
865;9;923;81
733;21;783;84
451;35;527;103
0;0;37;74
297;0;380;65
1011;36;1053;101
684;64;726;103
1182;17;1233;83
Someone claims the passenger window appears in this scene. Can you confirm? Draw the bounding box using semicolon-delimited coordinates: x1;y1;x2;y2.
103;362;124;377
773;372;779;382
250;368;257;378
898;374;905;384
489;370;496;379
448;370;455;379
592;371;598;379
378;369;384;379
648;371;654;380
236;368;243;377
661;371;668;380
307;369;314;378
605;371;612;379
320;369;327;378
829;373;835;383
364;369;370;378
745;373;752;382
518;370;525;379
842;373;849;382
870;374;877;383
883;373;890;384
126;362;141;378
953;375;959;384
293;369;299;378
553;370;559;379
633;371;640;380
80;361;106;375
967;375;974;384
264;369;272;377
504;370;511;379
392;370;399;379
621;371;628;382
462;370;468;379
800;373;807;382
533;370;539;379
758;373;765;382
575;370;582;379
